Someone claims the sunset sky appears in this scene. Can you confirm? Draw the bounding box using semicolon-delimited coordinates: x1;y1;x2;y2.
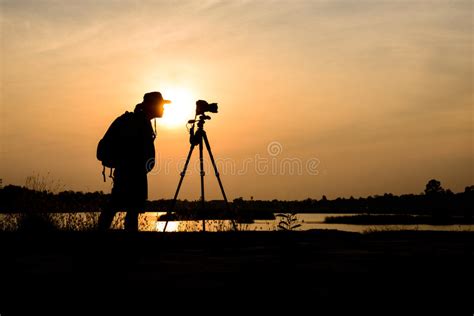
1;0;472;200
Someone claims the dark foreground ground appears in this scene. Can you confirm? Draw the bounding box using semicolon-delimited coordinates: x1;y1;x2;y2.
1;230;473;313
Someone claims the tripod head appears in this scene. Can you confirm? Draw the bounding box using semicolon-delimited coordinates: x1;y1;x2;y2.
187;114;211;125
188;114;211;145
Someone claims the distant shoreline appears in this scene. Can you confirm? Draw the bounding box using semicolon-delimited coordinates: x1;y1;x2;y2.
325;214;473;225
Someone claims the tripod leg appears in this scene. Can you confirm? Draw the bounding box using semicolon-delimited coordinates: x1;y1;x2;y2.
202;132;238;231
199;137;206;232
163;144;195;232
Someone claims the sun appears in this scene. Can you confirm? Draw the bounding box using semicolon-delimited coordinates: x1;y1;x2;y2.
159;87;196;128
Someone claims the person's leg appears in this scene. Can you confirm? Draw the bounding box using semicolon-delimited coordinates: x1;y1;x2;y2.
100;171;124;231
123;171;145;232
124;209;139;232
98;206;117;231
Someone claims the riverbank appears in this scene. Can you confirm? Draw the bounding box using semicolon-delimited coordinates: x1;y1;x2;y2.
325;214;473;225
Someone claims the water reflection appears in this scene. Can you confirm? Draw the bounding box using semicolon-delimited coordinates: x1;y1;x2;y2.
156;220;179;232
154;213;240;232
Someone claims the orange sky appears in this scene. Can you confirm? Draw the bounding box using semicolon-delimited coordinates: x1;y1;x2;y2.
1;0;472;200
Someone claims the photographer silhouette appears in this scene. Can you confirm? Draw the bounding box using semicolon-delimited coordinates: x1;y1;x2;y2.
97;92;170;231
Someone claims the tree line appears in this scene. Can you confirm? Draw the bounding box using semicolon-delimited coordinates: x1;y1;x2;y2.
0;179;472;220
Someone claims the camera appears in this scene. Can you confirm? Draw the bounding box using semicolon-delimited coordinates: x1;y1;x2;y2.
195;100;218;116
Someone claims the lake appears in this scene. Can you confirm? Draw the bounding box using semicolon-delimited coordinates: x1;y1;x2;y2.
1;212;472;232
154;212;473;233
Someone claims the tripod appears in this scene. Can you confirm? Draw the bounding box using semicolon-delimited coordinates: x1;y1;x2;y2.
163;114;237;232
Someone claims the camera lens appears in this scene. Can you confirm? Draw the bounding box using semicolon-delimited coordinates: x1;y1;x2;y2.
209;103;218;113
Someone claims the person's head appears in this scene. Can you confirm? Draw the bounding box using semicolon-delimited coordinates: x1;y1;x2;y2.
137;92;171;120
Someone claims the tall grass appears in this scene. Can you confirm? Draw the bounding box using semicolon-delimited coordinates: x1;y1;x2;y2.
16;173;63;232
276;213;301;231
8;174;100;232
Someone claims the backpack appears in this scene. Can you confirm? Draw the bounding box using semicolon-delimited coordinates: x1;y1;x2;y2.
97;112;134;182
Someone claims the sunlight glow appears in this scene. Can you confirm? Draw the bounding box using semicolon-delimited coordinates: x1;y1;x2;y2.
159;87;196;128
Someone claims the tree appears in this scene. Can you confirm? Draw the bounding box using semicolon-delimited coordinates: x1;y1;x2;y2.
464;185;474;193
424;179;449;220
463;186;474;220
424;179;445;196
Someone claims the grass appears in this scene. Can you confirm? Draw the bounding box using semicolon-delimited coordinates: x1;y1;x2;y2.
276;212;301;231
